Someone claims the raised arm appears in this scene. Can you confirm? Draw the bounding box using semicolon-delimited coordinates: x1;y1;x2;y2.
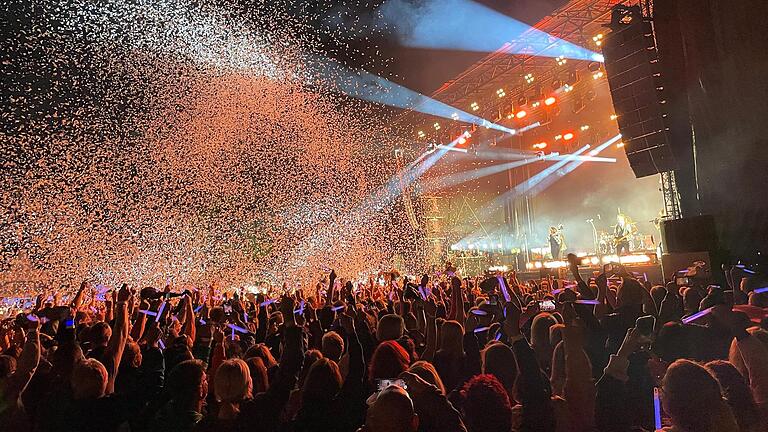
2;319;41;406
561;304;596;432
104;284;131;394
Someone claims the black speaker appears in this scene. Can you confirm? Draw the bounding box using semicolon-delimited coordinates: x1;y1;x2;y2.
660;215;718;253
602;5;676;178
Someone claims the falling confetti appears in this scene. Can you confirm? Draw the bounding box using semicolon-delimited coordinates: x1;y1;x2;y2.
1;0;417;296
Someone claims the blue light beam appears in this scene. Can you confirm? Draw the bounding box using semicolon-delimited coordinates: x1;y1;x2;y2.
380;0;603;62
305;57;515;134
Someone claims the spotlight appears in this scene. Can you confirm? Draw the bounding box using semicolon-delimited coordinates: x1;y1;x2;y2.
592;33;604;47
417;130;426;138
506;112;514;119
458;136;467;145
554;134;563;140
556;55;567;66
434;122;441;130
531;101;541;108
496;88;506;97
592;71;604;80
610;114;618;120
563;132;574;140
524;73;534;84
532;142;547;149
470;102;480;111
616;141;625;148
544;96;557;106
580;125;590;131
515;110;527;119
563;84;574;92
451;112;459;120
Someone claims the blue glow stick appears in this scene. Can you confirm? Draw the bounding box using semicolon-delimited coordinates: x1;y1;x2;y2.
260;299;276;307
574;299;600;305
494;331;503;341
743;268;757;275
158;339;165;350
227;323;249;334
194;305;203;313
418;285;427;300
293;300;305;315
753;286;768;294
653;387;662;430
199;318;206;325
497;276;511;303
552;288;564;295
156;301;167;318
474;326;491;333
231;327;236;340
139;309;158;316
470;309;489;316
681;306;714;324
243;312;249;322
331;305;345;312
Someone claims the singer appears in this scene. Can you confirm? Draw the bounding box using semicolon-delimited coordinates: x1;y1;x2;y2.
548;225;567;259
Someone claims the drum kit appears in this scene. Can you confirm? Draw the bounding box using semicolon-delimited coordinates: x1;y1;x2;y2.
597;226;655;254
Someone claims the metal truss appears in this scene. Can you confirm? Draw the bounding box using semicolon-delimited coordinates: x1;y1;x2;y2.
660;170;682;220
395;0;628;132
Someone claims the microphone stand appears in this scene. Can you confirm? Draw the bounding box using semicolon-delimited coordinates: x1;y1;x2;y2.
587;218;599;258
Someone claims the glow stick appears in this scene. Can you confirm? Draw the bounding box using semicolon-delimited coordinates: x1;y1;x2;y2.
260;299;276;307
494;331;503;341
139;309;158;316
575;299;600;305
231;327;236;340
474;326;491;333
743;268;757;275
497;276;511;303
551;288;564;295
156;301;167;318
753;286;768;294
418;285;427;300
158;339;165;350
26;314;39;322
681;306;714;324
227;323;249;334
653;387;662;430
331;305;345;312
199;318;206;325
293;300;305;315
243;312;249;322
470;309;488;316
194;305;203;313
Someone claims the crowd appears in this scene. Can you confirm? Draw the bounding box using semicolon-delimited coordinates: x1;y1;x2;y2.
1;255;767;432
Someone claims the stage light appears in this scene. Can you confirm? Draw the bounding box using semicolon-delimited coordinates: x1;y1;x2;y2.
458;136;467;145
532;142;547;149
471;102;480;111
384;0;603;61
531;101;541;108
593;33;604;46
563;132;574;140
580;125;590;131
610;114;618;120
545;96;557;106
534;261;543;269
433;122;441;130
516;110;527;119
554;134;563;140
451;112;459;120
506;113;514;119
590;256;600;265
417;130;426;138
592;71;604;80
524;73;535;84
556;55;567;66
496;88;506;97
468;244;474;249
563;84;574;92
616;141;625;148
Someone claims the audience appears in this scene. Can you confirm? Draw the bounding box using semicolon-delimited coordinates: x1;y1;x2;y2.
0;256;767;432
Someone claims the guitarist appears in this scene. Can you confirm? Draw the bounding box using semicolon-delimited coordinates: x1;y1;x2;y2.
614;214;632;255
548;225;566;259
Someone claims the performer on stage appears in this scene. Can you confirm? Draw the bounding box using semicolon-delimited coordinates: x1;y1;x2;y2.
548;225;566;259
614;214;632;256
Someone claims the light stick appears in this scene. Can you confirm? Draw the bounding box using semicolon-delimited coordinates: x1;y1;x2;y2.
681;306;714;324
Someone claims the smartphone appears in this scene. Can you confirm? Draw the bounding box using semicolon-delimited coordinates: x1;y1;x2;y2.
376;378;407;391
538;299;556;311
636;315;656;336
675;276;690;286
64;318;75;329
